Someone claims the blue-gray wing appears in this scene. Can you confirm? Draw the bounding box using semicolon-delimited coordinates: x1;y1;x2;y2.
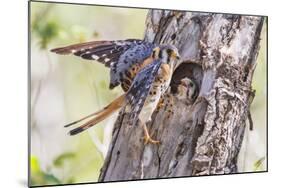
51;39;155;89
110;42;155;89
51;39;144;67
126;59;162;125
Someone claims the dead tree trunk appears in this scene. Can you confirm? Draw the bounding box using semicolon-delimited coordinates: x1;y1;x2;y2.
98;11;264;181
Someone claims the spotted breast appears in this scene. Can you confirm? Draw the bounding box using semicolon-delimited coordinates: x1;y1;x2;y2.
138;63;172;123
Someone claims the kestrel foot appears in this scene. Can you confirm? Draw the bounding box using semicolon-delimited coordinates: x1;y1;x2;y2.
143;134;160;145
142;123;160;145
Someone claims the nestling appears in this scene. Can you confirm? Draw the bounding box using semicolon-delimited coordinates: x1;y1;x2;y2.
175;77;198;104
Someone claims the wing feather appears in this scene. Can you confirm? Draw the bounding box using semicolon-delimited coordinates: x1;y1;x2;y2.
51;39;143;67
51;39;155;90
126;59;162;125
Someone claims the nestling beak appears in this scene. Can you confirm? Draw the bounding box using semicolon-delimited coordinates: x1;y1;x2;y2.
180;80;188;87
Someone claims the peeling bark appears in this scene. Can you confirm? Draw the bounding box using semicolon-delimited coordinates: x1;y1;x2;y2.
98;11;264;181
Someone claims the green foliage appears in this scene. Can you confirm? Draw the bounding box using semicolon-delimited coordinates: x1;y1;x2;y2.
53;152;76;167
31;154;77;186
30;156;61;186
253;157;266;171
32;20;60;49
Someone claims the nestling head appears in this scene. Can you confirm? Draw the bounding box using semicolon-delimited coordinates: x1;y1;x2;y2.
177;77;198;103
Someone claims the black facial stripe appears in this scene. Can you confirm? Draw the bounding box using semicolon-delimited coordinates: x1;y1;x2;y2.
158;50;162;59
152;50;156;58
167;56;171;63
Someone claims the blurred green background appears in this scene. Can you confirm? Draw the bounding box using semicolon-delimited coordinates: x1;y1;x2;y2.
30;1;267;186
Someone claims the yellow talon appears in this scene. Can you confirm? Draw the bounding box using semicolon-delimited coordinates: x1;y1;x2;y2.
143;135;160;145
142;123;160;145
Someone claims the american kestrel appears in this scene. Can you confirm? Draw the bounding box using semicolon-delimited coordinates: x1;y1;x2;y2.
51;40;180;144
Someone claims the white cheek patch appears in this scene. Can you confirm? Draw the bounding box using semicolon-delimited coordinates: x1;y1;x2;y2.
91;54;99;60
71;49;77;53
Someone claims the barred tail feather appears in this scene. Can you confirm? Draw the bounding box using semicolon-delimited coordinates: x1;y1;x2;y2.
50;40;113;55
64;108;106;128
68;94;125;135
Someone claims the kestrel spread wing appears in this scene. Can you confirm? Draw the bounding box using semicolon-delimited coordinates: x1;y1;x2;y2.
126;59;162;125
63;59;162;135
51;39;155;90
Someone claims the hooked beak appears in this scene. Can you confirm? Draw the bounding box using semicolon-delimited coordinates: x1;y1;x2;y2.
171;50;181;71
173;56;181;71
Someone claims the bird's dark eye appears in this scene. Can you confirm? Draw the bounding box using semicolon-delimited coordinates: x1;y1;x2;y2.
166;49;172;56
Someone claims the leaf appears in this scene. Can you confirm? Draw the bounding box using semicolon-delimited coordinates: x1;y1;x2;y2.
33;20;60;49
254;157;265;171
43;174;61;184
53;152;76;167
30;155;62;186
30;155;40;174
